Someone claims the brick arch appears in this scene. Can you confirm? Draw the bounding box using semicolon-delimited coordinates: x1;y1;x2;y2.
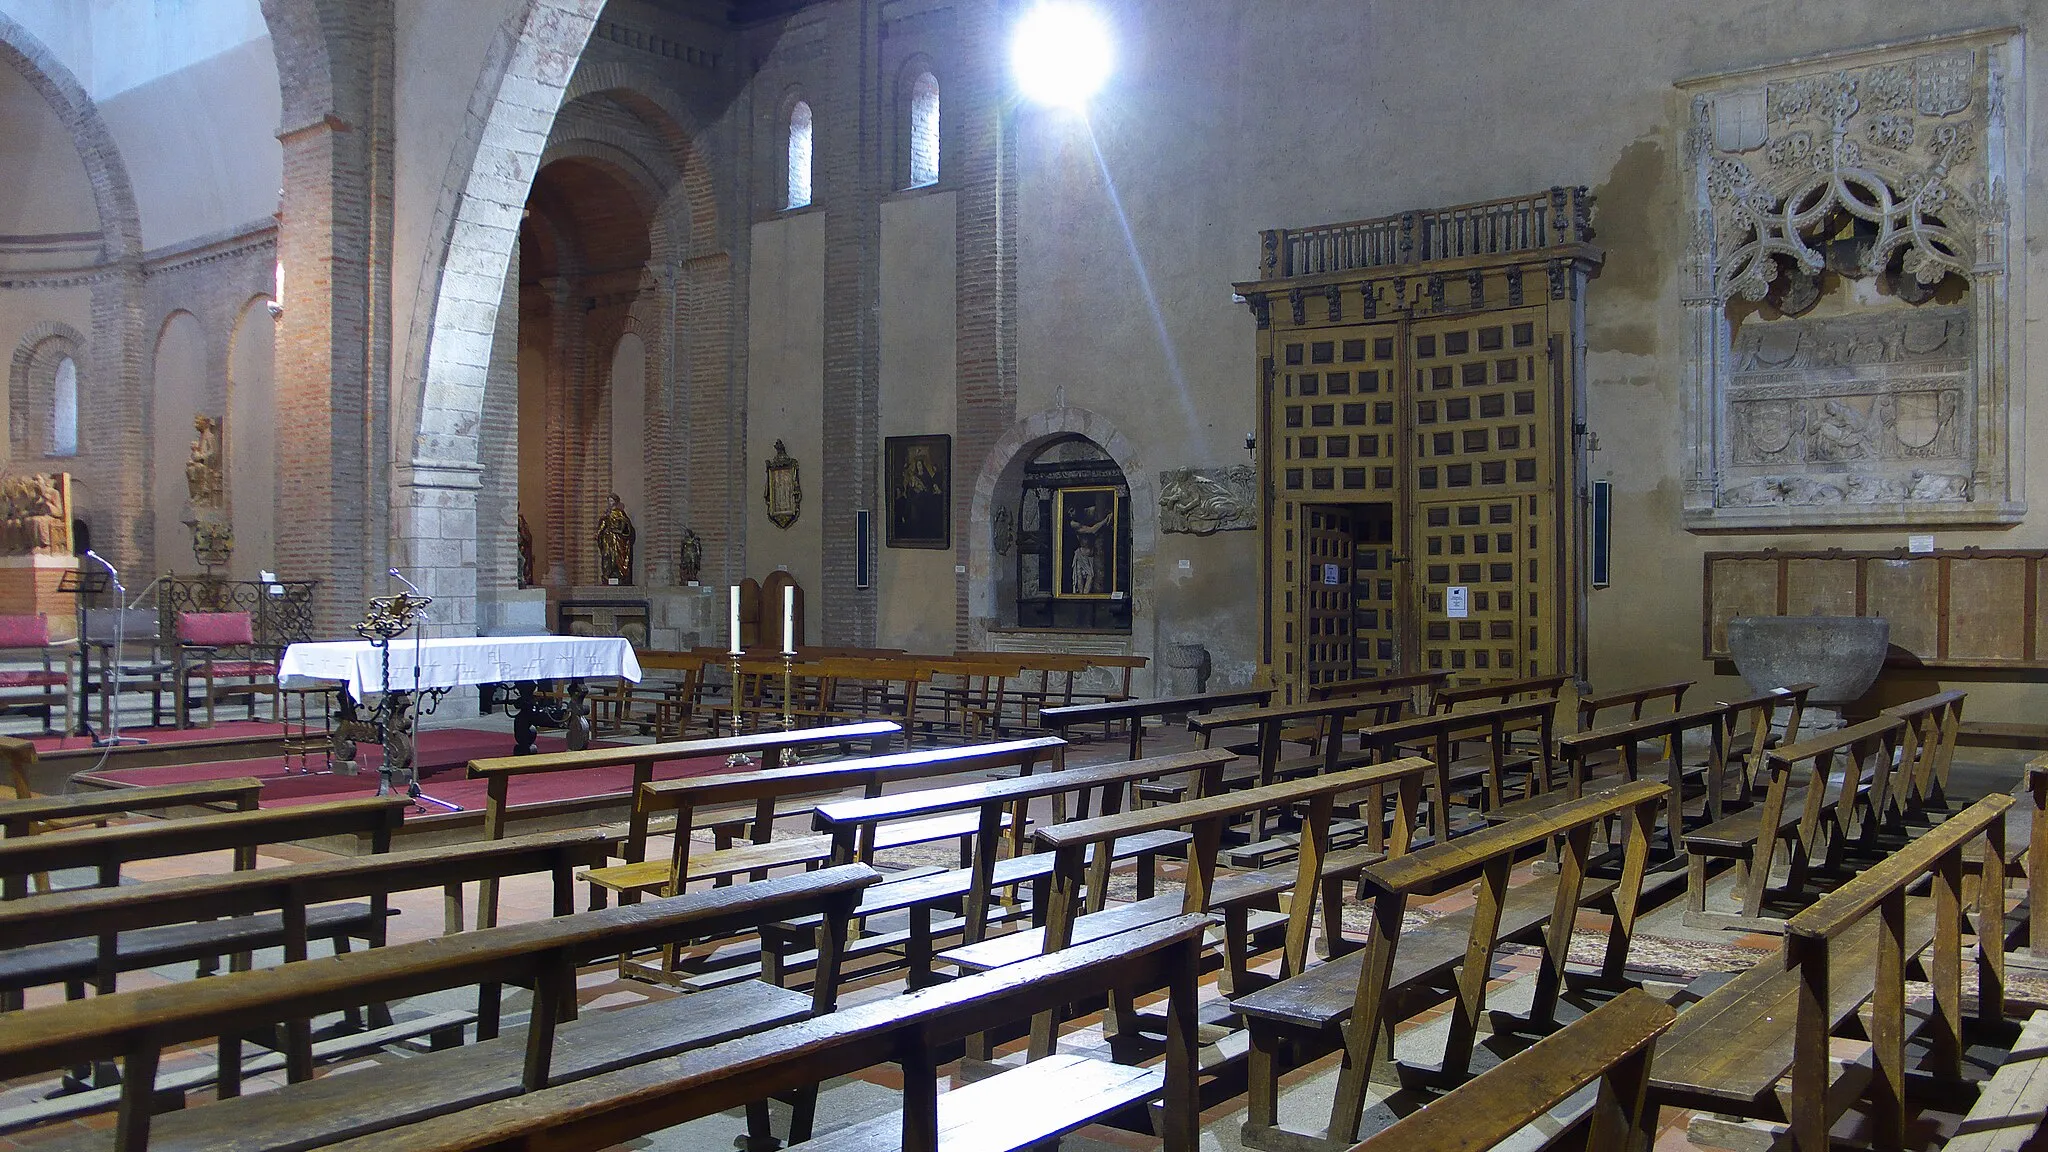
256;0;342;131
0;12;142;263
559;62;723;259
966;407;1159;688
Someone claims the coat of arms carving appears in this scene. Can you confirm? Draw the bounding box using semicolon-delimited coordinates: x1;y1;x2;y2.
763;439;802;530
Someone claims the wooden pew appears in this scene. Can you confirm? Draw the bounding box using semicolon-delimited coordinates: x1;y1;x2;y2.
583;738;1071;981
1650;793;2014;1152
314;913;1207;1152
1187;692;1412;838
0;777;264;841
1717;682;1814;789
0;828;608;1129
0;797;407;1011
1530;704;1730;849
465;720;898;927
1347;988;1675;1151
943;760;1440;1036
1352;699;1556;841
769;749;1233;986
1039;686;1274;760
1236;779;1670;1152
1884;688;1965;820
1575;678;1691;732
0;864;880;1152
1431;672;1570;713
1682;715;1904;930
1307;669;1448;711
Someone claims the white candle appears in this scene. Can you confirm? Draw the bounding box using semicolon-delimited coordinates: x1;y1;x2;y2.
729;586;742;654
782;586;796;655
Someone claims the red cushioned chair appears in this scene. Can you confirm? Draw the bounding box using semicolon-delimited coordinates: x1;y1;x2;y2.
0;614;75;734
174;611;279;728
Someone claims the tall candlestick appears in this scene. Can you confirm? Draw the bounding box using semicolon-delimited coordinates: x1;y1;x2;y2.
729;585;742;654
782;586;796;656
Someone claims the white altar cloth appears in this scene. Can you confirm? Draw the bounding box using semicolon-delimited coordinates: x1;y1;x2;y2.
278;635;642;699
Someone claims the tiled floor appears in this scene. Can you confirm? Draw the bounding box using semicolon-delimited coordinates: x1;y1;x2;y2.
0;710;2037;1151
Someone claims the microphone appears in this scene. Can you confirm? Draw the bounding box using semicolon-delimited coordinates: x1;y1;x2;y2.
388;568;425;597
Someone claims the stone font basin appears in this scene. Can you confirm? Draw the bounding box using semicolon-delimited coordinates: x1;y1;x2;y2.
1726;615;1890;709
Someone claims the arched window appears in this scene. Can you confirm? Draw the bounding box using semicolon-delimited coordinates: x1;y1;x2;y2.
907;73;939;188
50;356;77;456
787;100;814;209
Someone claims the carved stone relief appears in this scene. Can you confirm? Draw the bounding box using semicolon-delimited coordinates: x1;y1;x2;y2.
1678;31;2023;529
1159;466;1257;535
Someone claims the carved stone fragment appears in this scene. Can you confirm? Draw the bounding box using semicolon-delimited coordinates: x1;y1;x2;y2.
1159;466;1257;535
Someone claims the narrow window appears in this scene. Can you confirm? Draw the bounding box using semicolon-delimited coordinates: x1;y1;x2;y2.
51;356;77;456
787;100;814;209
908;73;939;187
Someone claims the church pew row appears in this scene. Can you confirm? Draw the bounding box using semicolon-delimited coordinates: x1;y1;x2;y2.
1039;686;1274;761
0;864;881;1152
1237;779;1669;1152
764;748;1233;986
1349;988;1676;1152
941;758;1443;1071
0;776;265;843
464;719;899;927
0;828;607;1133
1683;715;1903;931
0;797;409;1012
317;913;1207;1152
1574;677;1692;733
1717;682;1814;786
1176;692;1414;838
1649;792;2014;1152
1517;704;1730;852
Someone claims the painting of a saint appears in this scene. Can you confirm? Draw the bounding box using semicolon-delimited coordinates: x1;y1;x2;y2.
1054;487;1118;600
885;434;950;549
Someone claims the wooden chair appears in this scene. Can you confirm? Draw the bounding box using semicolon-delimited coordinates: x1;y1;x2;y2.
0;614;75;734
172;611;279;727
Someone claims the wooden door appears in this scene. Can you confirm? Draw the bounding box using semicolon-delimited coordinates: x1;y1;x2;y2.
1351;504;1400;678
1300;505;1356;689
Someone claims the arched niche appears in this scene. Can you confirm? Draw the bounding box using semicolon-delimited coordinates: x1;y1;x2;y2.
227;297;276;581
968;407;1157;694
150;312;207;573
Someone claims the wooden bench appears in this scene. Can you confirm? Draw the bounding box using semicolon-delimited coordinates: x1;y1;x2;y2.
0;776;265;898
1884;688;1965;821
0;777;264;842
0;828;609;1129
1431;672;1570;713
0;863;881;1152
1236;779;1669;1152
1521;703;1731;850
1347;988;1675;1151
316;912;1207;1152
1039;687;1275;760
1353;699;1555;840
1185;692;1412;836
1575;677;1692;732
1717;682;1815;788
1947;1008;2048;1151
775;749;1233;986
1650;792;2014;1152
465;720;899;927
1683;715;1903;931
1960;720;2048;751
944;759;1441;1049
0;797;408;1012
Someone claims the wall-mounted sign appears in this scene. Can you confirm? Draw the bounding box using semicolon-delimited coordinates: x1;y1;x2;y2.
1322;563;1341;585
1446;585;1469;619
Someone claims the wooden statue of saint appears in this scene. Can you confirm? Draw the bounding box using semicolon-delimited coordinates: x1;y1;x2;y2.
596;494;635;584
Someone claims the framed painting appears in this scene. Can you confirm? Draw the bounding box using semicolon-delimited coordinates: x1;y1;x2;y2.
885;434;951;549
1053;486;1119;600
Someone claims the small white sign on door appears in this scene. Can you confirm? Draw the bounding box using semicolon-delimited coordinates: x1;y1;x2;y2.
1907;534;1936;554
1446;586;1469;619
1323;563;1341;586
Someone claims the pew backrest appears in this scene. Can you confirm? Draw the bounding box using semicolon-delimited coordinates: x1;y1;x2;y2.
1432;673;1570;713
1882;689;1965;815
1575;679;1693;732
0;776;265;838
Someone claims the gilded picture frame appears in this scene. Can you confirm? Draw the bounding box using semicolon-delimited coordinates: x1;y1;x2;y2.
1052;486;1119;600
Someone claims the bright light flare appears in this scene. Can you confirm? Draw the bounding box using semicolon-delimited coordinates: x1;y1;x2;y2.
1011;3;1113;109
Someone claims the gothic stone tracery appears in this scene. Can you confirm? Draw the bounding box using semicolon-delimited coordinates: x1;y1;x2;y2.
1678;31;2023;528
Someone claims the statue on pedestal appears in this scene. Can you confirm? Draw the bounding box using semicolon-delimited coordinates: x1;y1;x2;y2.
182;414;231;572
678;527;702;584
517;514;535;589
597;494;635;585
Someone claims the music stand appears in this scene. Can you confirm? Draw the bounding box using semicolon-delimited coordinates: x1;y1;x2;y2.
56;568;109;741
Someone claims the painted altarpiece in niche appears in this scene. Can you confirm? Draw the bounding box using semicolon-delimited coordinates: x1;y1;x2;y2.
1677;29;2024;529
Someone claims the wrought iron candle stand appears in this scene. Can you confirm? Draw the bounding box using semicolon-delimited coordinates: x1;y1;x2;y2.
347;590;458;813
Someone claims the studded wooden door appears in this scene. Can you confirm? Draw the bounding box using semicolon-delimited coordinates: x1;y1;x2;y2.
1300;505;1356;688
1240;187;1600;702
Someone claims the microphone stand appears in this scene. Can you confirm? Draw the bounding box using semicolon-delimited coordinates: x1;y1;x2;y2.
83;552;147;748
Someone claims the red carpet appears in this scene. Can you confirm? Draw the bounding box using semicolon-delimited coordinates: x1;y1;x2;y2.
75;727;734;818
29;719;292;754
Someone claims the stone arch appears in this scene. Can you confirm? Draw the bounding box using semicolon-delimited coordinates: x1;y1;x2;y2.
558;61;723;259
10;322;89;462
406;0;608;471
257;0;341;132
0;12;143;263
966;407;1158;691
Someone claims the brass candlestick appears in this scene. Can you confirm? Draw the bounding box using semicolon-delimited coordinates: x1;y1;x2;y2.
725;648;749;767
779;650;797;766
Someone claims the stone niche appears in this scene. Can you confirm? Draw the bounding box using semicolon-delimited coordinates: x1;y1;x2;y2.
1677;29;2025;529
